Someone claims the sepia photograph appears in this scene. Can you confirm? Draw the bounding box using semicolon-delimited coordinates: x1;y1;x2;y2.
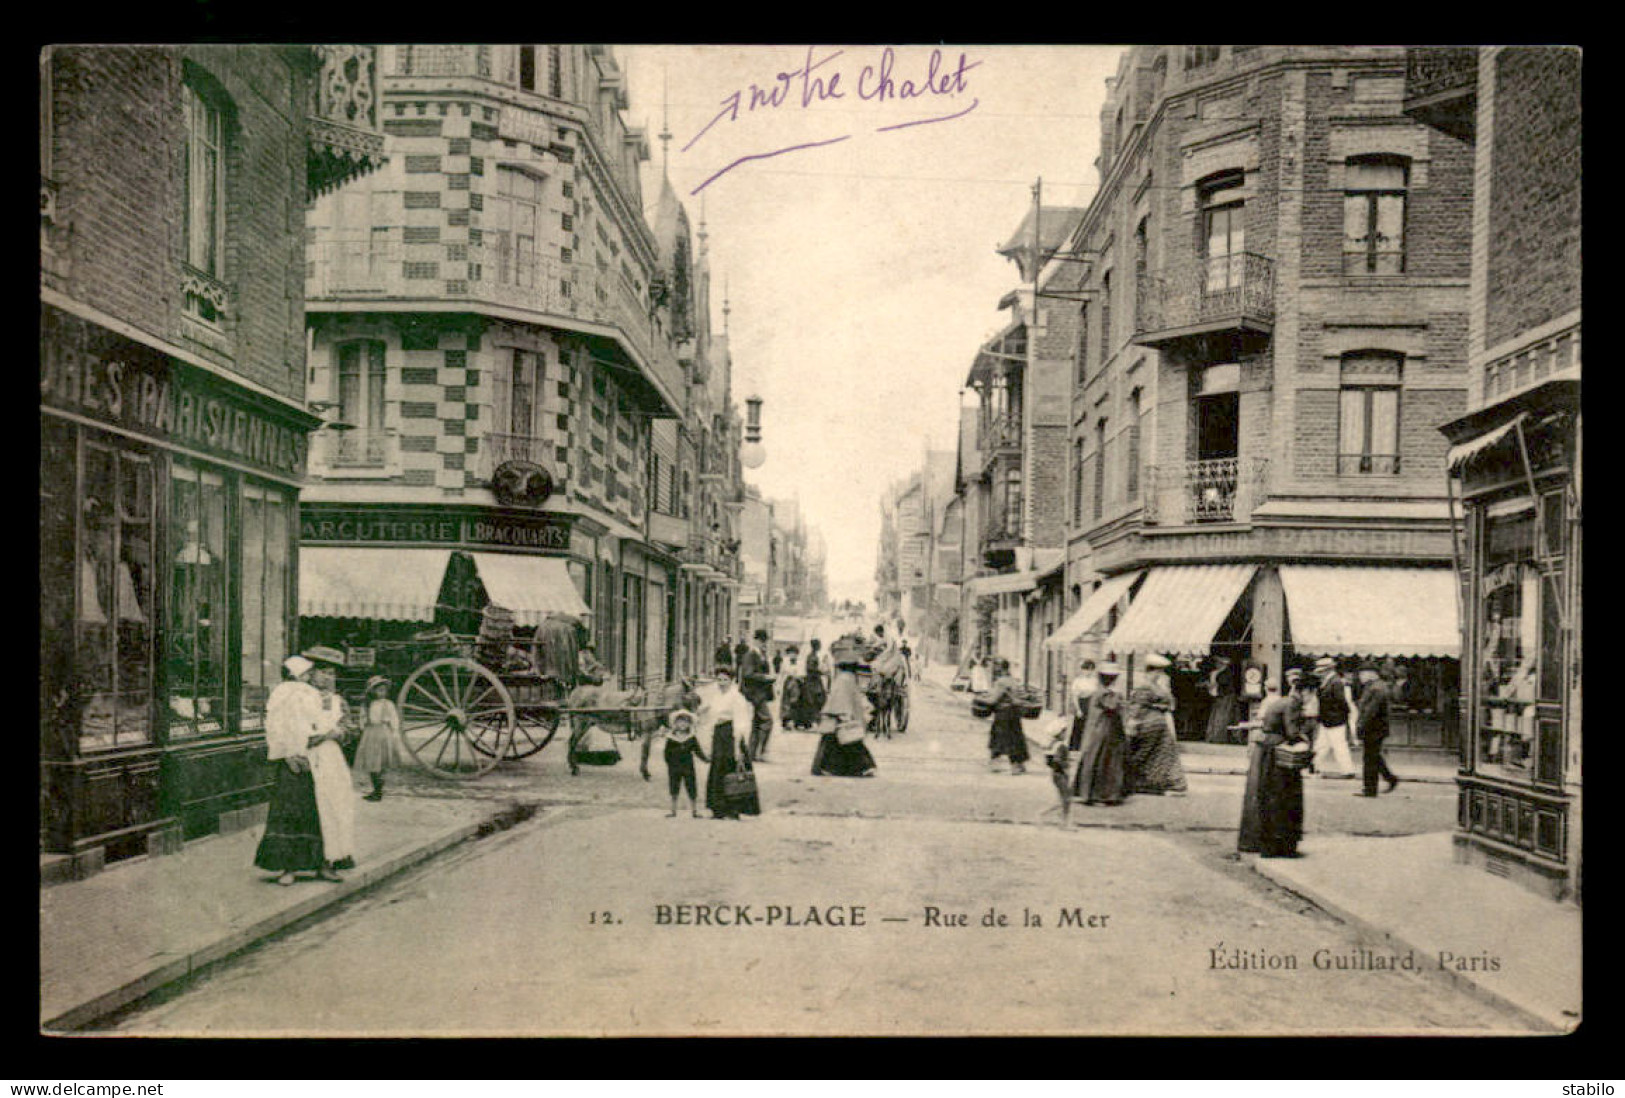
38;42;1581;1038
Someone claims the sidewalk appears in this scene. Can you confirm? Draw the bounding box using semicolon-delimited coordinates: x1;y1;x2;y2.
40;794;524;1031
1249;832;1582;1032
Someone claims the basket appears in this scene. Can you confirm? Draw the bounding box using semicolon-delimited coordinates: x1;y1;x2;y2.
1274;741;1313;771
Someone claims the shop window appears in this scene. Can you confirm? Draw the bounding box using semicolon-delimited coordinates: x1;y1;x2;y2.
167;463;228;740
239;483;292;732
1343;157;1408;275
65;438;156;751
1477;502;1539;778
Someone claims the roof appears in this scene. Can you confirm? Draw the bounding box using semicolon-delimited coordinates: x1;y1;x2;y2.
997;205;1088;281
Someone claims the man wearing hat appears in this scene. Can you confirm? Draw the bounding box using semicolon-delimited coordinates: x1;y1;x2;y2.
1354;661;1401;796
740;627;777;762
1311;657;1358;779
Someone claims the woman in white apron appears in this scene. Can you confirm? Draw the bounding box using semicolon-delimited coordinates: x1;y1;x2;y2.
304;648;358;876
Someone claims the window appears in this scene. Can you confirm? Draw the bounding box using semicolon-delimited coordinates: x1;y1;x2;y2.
1338;352;1402;475
519;45;537;91
1004;467;1022;536
1093;419;1107;520
1133;216;1149;332
1126;390;1142;501
1201;172;1245;291
182;78;226;320
1099;271;1113;364
503;349;543;438
1075;302;1090;383
489;169;542;288
336;340;387;431
167;463;227;740
1477;502;1540;778
71;440;156;751
1073;438;1085;522
549;45;563;98
1343;157;1408;275
1184;45;1221;71
239;483;291;732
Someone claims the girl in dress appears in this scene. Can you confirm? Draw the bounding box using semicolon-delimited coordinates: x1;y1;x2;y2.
640;709;709;817
354;675;403;802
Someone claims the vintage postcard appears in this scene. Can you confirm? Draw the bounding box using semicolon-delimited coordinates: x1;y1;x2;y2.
39;43;1580;1037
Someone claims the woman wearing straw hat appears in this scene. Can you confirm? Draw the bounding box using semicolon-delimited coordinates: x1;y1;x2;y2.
353;674;403;802
1124;653;1189;796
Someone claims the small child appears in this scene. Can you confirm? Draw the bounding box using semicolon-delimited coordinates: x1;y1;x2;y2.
354;675;402;801
640;708;709;817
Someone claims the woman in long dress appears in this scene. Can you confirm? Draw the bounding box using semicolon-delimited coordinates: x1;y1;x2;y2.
811;659;878;776
304;651;357;877
984;658;1030;775
1072;662;1128;805
796;639;829;727
703;666;761;819
1124;654;1189;795
969;657;993;695
254;656;346;885
1065;660;1098;752
1238;677;1307;857
1204;656;1240;743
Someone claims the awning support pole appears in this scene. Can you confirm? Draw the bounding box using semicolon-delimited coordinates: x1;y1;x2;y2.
1512;418;1568;633
1444;471;1468;651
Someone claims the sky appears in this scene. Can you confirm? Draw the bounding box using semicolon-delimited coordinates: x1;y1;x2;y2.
620;45;1125;606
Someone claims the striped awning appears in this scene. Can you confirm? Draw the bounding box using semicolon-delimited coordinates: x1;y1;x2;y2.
1447;414;1525;472
299;547;453;622
467;552;590;626
1279;565;1460;658
964;570;1042;598
1045;570;1144;649
1106;564;1257;655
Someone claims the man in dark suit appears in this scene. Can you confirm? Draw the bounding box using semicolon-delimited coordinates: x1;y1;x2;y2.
740;628;776;762
1354;661;1401;797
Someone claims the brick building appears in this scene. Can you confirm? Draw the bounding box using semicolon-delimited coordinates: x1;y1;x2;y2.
957;203;1084;699
298;45;744;698
1044;46;1473;749
40;45;385;872
1408;47;1582;901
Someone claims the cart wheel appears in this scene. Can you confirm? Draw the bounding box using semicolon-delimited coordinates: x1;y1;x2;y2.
398;657;513;778
894;689;910;733
503;708;561;759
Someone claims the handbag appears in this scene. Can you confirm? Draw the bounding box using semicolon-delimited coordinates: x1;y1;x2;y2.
721;765;757;798
1274;740;1313;771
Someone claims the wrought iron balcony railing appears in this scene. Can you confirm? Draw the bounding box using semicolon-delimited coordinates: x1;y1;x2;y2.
981;415;1022;452
475;431;553;482
1404;47;1478;103
1142;457;1269;525
314;427;400;473
1135;253;1274;344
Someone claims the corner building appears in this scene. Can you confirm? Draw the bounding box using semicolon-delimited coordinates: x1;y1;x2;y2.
1406;47;1582;902
301;45;740;690
1049;46;1473;750
40;46;385;872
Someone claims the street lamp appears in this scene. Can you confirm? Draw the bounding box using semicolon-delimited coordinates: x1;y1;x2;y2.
741;392;765;469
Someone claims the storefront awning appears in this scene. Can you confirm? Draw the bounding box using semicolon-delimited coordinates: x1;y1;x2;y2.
467;552;590;626
299;547;454;622
1446;414;1525;473
1045;570;1144;649
1106;564;1257;655
964;570;1043;598
1279;565;1460;658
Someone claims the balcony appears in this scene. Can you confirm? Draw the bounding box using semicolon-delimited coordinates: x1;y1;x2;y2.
1142;457;1269;526
312;428;400;476
306;242;684;416
475;431;552;483
307;46;387;200
1403;47;1478;142
1134;253;1274;351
